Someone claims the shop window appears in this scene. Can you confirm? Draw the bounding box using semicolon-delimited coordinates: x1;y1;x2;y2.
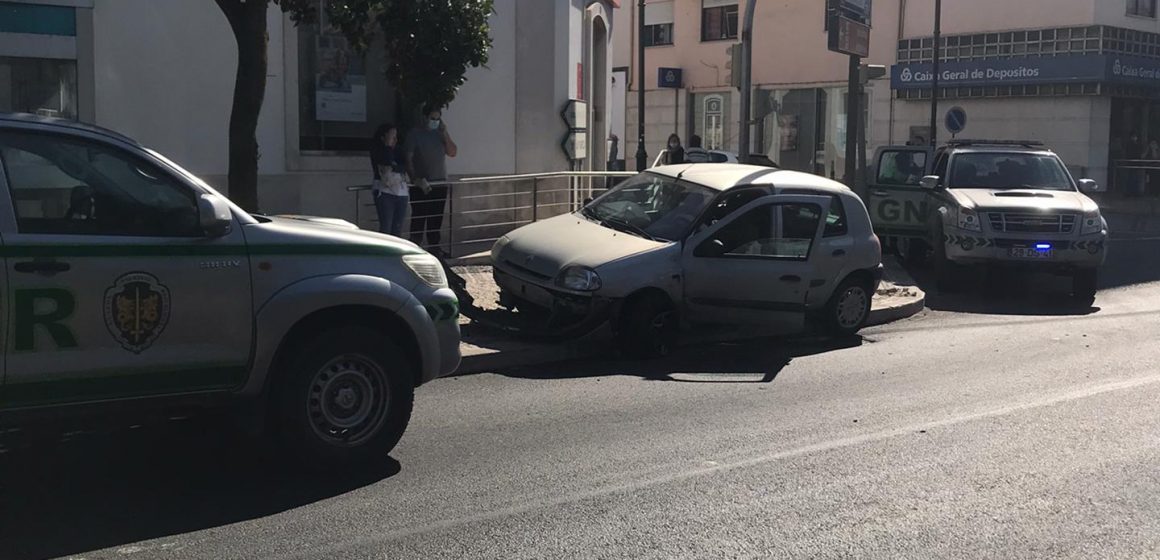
1129;0;1157;17
0;57;77;119
701;0;738;42
297;7;398;153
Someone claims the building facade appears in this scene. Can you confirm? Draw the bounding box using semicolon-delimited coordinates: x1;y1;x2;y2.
0;0;617;224
617;0;1160;193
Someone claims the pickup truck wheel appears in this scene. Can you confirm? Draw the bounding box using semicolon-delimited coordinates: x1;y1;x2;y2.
823;276;872;337
1072;269;1098;303
276;327;413;466
896;237;928;265
617;294;677;359
931;225;963;293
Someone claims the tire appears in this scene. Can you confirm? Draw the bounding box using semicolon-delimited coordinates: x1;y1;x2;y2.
275;326;414;467
896;237;928;265
616;293;678;359
931;223;963;293
1072;269;1098;303
823;276;873;337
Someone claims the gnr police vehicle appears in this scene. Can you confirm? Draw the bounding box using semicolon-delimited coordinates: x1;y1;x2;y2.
0;114;460;464
868;139;1107;301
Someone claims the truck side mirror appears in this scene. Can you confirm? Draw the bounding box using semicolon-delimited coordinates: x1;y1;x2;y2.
198;193;233;237
694;238;728;258
920;175;941;190
1077;178;1101;193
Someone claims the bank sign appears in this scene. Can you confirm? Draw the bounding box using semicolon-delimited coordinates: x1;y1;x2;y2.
891;54;1160;90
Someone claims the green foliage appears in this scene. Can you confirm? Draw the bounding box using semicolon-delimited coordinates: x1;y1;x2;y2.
325;0;495;111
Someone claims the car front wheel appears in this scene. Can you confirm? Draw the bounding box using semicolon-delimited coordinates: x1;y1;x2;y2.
276;326;414;466
1072;269;1098;304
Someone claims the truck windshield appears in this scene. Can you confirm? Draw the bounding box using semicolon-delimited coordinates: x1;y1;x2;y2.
581;172;717;242
948;153;1075;191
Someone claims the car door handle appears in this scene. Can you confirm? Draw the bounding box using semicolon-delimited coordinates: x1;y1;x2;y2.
832;249;847;257
14;260;71;275
780;275;802;283
871;190;890;197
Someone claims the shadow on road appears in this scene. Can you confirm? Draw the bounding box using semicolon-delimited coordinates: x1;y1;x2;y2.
0;419;399;560
497;334;864;383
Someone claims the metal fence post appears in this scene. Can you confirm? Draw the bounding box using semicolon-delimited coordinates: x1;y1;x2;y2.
532;177;539;223
447;182;454;257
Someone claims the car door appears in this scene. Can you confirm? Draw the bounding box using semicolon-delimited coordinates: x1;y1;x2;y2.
0;129;253;409
868;146;932;237
682;194;832;332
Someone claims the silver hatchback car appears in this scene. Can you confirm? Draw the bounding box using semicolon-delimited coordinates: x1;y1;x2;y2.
491;164;884;357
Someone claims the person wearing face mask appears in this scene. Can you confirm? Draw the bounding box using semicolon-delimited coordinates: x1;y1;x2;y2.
404;103;458;254
664;133;685;165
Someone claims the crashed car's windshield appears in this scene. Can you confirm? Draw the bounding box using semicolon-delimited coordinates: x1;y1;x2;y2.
948;152;1075;191
582;172;717;242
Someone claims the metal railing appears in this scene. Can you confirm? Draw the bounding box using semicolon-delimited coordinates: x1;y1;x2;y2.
1112;159;1160;196
346;171;637;258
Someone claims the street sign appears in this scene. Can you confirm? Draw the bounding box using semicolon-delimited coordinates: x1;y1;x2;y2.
828;15;870;58
658;67;683;89
562;131;588;161
561;99;588;130
945;106;967;135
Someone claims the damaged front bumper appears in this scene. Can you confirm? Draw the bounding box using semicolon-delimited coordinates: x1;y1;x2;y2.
493;265;619;338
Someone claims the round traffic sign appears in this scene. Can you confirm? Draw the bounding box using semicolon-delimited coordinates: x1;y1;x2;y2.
945;106;967;135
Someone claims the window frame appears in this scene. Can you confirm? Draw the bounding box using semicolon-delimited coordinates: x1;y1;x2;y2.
695;201;825;261
1128;0;1158;18
701;1;739;42
0;130;205;238
643;22;674;47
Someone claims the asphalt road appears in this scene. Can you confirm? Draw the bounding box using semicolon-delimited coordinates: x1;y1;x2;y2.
3;217;1160;560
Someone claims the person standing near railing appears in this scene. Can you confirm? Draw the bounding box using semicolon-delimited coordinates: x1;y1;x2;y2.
370;124;408;237
405;103;458;256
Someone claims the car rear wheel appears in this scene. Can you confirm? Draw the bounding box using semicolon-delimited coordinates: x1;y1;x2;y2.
276;326;413;466
823;276;872;337
617;294;678;359
1072;269;1098;304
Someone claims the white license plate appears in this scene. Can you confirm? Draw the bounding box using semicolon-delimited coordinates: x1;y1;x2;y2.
1009;247;1054;259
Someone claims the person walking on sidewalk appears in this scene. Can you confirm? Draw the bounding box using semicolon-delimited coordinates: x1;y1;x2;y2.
405;104;458;255
664;134;686;165
370;124;408;237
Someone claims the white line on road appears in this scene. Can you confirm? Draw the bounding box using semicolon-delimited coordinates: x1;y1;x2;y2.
288;373;1160;558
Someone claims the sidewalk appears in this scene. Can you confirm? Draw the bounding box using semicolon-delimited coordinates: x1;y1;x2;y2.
454;259;925;375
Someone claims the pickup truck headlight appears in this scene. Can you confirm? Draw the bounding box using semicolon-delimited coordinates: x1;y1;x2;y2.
403;254;448;288
958;208;982;232
557;266;602;292
1081;211;1104;235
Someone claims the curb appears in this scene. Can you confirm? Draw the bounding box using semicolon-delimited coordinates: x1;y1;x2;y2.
866;293;926;327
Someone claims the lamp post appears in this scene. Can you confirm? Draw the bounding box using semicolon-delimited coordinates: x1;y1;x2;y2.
635;0;648;171
929;0;942;147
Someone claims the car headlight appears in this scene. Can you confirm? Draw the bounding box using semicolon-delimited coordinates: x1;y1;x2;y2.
957;207;981;232
491;235;512;263
1081;211;1104;235
556;266;602;292
403;254;448;288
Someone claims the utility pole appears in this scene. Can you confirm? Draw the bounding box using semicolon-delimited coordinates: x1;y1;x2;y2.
929;0;942;147
737;0;757;164
635;0;648;171
844;55;860;189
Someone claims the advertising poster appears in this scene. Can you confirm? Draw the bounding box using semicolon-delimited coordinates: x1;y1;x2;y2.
315;14;366;122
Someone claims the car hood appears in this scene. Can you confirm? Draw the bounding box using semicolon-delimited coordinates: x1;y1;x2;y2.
248;214;426;255
949;189;1098;213
495;213;668;278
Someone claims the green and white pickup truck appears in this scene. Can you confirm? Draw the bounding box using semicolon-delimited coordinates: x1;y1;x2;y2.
0;113;460;464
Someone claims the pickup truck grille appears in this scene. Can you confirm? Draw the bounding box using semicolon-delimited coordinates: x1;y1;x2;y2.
987;212;1076;234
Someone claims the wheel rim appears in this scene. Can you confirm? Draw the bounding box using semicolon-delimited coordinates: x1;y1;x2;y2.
307;353;390;447
836;286;869;329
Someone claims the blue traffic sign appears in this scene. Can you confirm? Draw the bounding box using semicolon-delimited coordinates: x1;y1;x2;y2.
658;67;682;89
945;107;967;135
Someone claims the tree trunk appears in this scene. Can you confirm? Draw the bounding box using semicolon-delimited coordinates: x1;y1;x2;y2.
216;0;269;213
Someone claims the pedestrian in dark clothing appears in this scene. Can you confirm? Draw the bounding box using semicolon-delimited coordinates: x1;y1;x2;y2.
1127;132;1146;197
686;134;710;162
664;133;685;165
405;104;458;253
370;124;408;237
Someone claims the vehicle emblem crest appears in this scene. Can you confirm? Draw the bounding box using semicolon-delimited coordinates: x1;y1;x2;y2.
104;272;171;353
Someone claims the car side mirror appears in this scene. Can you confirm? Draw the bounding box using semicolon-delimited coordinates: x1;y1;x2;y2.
1077;178;1101;193
198;193;233;237
920;175;941;190
695;238;727;258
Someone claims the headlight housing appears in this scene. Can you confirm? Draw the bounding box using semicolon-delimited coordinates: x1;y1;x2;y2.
957;207;982;232
403;254;448;288
556;266;602;292
1081;211;1103;235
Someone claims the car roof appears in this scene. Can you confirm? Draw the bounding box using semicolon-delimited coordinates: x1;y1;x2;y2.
650;163;851;194
0;112;141;147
